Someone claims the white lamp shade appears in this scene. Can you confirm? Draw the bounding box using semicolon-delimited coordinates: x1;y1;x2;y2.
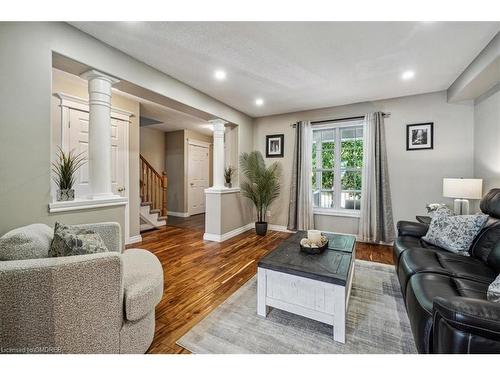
443;178;483;199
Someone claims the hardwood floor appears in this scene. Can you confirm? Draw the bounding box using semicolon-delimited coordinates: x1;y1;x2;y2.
130;221;393;354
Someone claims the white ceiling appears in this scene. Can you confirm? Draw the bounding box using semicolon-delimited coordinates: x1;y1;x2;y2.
71;22;500;117
139;100;211;135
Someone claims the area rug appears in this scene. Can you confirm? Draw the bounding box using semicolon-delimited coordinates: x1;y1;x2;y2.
177;260;417;354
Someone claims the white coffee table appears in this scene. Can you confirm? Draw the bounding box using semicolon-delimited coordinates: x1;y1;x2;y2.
257;231;356;343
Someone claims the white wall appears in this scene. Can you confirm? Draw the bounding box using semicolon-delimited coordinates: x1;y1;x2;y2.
253;91;475;234
474;84;500;194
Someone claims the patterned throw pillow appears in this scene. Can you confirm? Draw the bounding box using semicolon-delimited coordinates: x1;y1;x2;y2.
422;207;488;256
49;222;108;257
488;274;500;303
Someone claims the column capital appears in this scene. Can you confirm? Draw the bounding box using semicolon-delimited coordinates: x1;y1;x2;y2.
209;119;227;133
80;69;120;85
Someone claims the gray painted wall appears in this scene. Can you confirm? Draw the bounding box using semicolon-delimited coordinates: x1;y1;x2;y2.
253;91;475;234
474;84;500;194
0;22;253;238
165;131;185;213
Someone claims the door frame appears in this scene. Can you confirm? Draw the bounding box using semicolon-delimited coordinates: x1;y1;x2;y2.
55;92;133;243
186;138;211;217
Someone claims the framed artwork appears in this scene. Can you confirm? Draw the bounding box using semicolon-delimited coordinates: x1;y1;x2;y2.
266;134;284;158
406;122;434;151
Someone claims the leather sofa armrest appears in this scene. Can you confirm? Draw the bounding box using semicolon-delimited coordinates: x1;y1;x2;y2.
433;297;500;353
397;221;429;238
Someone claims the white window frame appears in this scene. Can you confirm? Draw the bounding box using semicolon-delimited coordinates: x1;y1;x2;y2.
312;119;364;218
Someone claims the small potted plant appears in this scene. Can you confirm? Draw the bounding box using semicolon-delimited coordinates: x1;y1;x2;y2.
224;166;236;188
240;151;281;236
52;147;86;201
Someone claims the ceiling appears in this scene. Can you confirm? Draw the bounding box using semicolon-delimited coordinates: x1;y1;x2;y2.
138;100;211;135
71;22;500;117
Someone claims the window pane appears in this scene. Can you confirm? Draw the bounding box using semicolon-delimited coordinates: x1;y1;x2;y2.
341;127;363;168
319;191;334;208
321;141;334;169
341;191;361;210
321;171;334;189
341;170;361;191
312;141;317;170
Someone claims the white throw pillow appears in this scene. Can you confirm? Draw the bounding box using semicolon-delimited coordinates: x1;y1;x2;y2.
0;223;53;260
422;207;488;256
488;274;500;303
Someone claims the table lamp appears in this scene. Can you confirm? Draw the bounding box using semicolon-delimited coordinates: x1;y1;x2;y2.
443;178;483;215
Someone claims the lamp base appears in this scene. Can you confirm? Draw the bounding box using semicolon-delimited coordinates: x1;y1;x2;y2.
453;199;470;215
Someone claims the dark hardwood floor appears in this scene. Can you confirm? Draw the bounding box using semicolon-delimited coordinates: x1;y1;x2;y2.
130;217;393;354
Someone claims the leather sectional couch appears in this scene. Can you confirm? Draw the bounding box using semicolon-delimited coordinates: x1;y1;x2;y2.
393;189;500;354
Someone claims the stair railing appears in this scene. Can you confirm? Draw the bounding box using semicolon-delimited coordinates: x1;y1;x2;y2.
140;155;168;218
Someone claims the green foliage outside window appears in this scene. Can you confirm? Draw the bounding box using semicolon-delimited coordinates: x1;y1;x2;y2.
312;139;362;191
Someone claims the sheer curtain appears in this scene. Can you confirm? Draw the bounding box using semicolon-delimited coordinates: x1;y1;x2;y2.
287;121;314;231
359;112;396;243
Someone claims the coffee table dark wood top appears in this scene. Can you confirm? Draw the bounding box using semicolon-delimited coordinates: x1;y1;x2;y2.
258;231;356;286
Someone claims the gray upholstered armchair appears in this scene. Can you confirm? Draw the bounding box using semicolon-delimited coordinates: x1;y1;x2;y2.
0;222;163;354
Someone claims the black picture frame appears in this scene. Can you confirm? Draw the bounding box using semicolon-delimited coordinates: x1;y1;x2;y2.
266;134;284;158
406;122;434;151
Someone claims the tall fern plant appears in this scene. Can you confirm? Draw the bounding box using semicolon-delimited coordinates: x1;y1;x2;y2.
240;151;281;223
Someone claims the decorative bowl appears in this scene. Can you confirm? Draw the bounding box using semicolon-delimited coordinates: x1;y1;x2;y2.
299;236;329;255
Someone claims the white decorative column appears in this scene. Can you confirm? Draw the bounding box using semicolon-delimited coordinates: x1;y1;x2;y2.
80;70;120;199
209;119;227;189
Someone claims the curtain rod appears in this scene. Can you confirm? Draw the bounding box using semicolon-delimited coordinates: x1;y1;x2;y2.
290;112;391;127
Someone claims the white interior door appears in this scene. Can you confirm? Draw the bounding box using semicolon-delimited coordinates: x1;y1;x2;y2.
68;109;91;197
67;108;127;199
188;143;209;215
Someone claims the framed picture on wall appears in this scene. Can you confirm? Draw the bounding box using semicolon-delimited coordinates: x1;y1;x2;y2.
266;134;284;158
406;122;434;151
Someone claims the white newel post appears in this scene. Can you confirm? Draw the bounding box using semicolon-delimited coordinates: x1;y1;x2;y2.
210;119;227;189
80;70;120;199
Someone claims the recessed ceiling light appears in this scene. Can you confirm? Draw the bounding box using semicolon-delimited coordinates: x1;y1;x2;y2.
214;70;227;81
255;98;264;106
402;70;415;80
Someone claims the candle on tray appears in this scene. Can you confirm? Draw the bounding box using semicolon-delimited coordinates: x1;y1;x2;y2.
307;230;322;244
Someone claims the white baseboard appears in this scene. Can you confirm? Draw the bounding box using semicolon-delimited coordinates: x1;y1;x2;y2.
268;224;295;233
126;235;143;245
203;223;254;242
203;222;296;243
167;211;190;218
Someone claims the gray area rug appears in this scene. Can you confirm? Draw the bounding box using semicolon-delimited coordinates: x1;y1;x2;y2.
177;260;417;354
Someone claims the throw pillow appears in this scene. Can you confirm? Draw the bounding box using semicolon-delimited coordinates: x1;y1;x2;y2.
49;222;108;257
422;208;488;256
487;274;500;303
0;223;53;260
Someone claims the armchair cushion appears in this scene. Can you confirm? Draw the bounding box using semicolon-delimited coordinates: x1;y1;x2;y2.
0;223;53;260
49;222;108;257
122;249;163;322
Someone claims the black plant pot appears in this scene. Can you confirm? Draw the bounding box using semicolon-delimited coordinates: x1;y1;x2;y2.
255;221;268;236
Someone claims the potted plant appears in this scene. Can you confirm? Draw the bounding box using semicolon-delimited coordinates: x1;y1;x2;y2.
52;147;86;201
240;151;281;236
224;166;236;188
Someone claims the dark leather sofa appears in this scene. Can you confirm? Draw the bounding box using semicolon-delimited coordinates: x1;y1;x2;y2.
393;188;500;353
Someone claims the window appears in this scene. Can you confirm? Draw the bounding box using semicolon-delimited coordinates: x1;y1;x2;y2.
312;120;364;213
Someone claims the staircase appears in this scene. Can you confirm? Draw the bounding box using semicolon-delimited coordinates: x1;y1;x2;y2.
140;154;167;231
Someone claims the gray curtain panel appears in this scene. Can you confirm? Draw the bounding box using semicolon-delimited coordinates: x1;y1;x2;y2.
287;121;314;231
359;112;396;243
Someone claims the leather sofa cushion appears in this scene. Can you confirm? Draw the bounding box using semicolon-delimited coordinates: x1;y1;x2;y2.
405;273;489;353
393;235;444;268
400;248;496;284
